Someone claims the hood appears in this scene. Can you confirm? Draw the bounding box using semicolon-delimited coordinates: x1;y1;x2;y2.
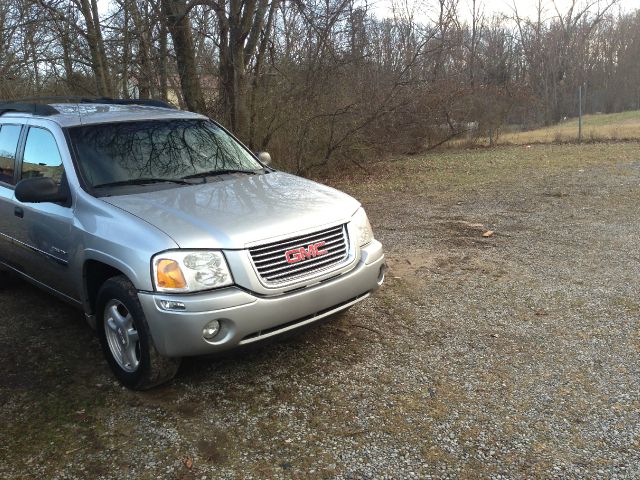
101;172;360;249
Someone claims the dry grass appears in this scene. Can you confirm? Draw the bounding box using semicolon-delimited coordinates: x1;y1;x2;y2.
442;110;640;148
333;142;640;201
499;110;640;145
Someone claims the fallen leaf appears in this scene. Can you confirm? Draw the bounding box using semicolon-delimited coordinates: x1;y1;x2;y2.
482;230;494;237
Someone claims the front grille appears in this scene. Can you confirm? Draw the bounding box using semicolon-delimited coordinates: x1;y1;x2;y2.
249;224;349;284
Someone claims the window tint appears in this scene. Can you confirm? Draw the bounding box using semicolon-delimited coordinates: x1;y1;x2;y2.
0;124;21;185
22;128;64;182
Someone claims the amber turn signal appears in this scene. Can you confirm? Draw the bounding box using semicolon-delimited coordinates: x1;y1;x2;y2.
156;259;187;289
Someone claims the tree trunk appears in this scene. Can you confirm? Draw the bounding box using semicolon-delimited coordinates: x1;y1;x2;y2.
129;0;152;99
61;23;74;87
217;0;274;143
159;20;169;101
161;0;206;112
121;2;131;98
77;0;112;96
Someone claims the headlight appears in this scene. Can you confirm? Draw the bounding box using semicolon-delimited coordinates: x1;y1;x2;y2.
152;250;233;292
351;207;374;246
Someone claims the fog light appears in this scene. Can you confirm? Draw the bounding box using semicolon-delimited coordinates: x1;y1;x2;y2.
202;320;221;340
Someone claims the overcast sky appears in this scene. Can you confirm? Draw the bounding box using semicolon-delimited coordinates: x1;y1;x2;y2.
371;0;640;22
98;0;640;21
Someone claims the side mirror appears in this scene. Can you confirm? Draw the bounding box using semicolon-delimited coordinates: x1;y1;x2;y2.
15;177;69;204
256;151;272;166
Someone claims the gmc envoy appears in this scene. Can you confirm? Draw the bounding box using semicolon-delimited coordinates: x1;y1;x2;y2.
0;99;385;389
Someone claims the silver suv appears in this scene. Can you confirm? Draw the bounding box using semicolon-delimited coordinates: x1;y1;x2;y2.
0;99;385;389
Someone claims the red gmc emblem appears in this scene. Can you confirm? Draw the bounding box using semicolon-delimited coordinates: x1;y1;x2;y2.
285;241;329;264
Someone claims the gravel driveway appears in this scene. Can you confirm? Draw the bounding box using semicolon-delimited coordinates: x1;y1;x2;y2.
1;143;639;479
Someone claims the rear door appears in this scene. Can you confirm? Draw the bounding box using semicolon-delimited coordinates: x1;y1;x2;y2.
0;122;25;269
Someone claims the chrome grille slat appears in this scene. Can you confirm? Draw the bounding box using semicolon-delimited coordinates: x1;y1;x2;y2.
258;250;347;276
249;224;349;284
265;253;348;280
253;237;346;266
250;224;343;250
250;230;344;258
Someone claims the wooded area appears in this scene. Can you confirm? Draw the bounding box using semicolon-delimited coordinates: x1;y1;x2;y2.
0;0;638;171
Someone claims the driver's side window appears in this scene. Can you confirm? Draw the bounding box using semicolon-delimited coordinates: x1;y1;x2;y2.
22;127;64;183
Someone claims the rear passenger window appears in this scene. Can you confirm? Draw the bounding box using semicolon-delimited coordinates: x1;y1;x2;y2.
0;124;21;185
22;127;64;183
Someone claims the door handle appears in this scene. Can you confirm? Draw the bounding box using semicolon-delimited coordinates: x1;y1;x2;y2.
14;207;23;218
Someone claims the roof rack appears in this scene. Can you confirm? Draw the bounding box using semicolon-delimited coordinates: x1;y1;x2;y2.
0;102;60;116
80;97;176;109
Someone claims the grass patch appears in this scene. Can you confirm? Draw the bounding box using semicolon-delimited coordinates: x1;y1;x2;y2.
499;110;640;145
330;142;640;198
439;110;640;147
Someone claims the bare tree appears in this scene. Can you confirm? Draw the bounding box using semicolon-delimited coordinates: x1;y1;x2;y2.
1;0;638;171
161;0;206;112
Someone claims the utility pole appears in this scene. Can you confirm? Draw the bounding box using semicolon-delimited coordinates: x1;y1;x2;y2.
578;84;583;143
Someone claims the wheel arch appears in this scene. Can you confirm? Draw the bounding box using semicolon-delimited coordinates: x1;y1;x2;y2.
82;253;143;319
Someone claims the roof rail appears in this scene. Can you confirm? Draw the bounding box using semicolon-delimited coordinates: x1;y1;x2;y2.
80;97;176;109
3;96;177;111
0;102;60;117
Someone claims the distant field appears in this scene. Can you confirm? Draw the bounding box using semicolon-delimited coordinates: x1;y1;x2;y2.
498;110;640;145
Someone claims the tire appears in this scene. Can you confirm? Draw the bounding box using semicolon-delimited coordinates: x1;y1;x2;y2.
96;275;180;390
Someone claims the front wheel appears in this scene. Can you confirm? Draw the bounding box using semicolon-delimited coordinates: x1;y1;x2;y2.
96;275;180;390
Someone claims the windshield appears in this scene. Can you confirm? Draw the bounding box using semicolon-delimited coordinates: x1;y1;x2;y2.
69;119;263;188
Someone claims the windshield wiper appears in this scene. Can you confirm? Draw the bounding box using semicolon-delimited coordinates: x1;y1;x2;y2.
93;178;192;188
181;168;258;180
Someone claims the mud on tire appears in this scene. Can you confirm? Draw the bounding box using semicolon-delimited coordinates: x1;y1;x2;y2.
96;275;180;389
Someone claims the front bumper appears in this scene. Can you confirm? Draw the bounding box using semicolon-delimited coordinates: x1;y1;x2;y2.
138;240;385;357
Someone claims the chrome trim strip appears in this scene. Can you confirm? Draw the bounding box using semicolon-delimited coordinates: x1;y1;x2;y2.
0;231;68;265
238;293;369;345
13;236;68;265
